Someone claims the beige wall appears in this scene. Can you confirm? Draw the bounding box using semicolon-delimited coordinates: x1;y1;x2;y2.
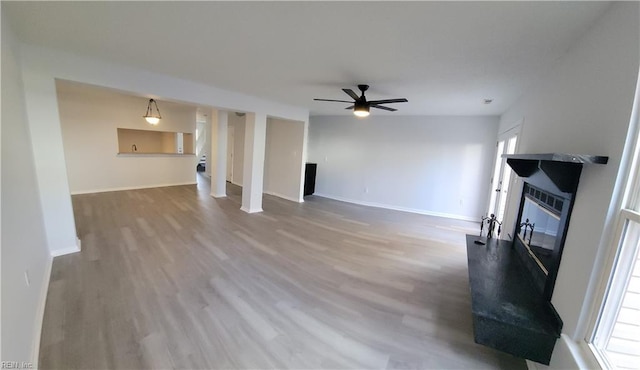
264;118;305;202
228;114;245;186
56;81;198;193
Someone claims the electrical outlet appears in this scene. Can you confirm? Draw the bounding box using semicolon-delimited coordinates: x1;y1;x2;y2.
24;270;31;287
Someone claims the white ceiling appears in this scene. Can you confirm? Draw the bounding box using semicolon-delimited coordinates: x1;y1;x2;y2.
4;1;611;116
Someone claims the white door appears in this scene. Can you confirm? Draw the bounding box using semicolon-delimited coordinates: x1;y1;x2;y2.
487;131;519;222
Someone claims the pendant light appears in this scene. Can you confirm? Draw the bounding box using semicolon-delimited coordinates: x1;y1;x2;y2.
143;99;162;125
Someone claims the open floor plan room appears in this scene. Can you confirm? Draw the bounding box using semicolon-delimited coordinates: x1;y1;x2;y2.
39;178;524;369
4;2;639;369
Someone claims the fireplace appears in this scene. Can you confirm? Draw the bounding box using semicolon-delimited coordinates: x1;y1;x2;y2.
506;153;608;300
465;153;608;364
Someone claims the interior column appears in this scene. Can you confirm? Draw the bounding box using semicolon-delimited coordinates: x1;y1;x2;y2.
204;113;212;178
210;108;228;198
241;112;266;213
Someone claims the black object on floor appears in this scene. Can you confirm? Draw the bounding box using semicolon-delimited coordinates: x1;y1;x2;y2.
304;163;317;196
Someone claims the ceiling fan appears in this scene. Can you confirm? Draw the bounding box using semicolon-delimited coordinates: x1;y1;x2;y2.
314;84;408;117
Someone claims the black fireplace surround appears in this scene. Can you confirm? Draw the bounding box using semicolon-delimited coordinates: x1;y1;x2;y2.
465;153;607;364
507;153;608;300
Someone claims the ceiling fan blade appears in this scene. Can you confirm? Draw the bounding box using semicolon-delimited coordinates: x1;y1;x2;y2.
342;89;360;100
314;99;353;103
367;98;408;105
345;106;354;109
371;105;397;112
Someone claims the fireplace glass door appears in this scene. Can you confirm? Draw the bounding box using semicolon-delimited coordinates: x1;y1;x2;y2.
519;195;561;274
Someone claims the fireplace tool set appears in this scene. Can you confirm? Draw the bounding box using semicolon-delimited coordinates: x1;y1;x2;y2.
474;214;503;244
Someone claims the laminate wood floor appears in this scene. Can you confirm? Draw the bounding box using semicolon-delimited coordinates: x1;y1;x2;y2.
39;176;526;370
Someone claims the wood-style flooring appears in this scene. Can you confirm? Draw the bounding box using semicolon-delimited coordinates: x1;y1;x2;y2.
39;176;526;369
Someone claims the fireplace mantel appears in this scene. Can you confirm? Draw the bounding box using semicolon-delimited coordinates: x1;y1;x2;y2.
503;153;608;194
503;153;608;164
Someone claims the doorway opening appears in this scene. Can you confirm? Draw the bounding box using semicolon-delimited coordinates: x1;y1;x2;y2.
487;125;520;224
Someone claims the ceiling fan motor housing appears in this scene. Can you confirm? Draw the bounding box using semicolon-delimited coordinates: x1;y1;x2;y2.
354;100;369;111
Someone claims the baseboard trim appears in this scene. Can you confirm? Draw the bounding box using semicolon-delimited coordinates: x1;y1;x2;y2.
313;193;477;222
263;190;302;203
31;253;53;367
50;238;81;257
240;206;263;214
210;192;227;198
70;182;197;195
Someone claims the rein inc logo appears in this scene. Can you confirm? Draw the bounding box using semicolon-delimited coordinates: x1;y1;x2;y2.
1;362;33;369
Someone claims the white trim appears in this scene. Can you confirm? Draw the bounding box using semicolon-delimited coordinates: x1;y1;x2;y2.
50;238;81;257
525;360;541;370
51;246;81;257
31;254;53;368
210;193;227;198
558;334;601;369
116;153;196;157
263;190;302;203
240;206;263;214
70;182;197;195
621;207;640;223
491;119;522;234
498;118;524;140
313;193;478;222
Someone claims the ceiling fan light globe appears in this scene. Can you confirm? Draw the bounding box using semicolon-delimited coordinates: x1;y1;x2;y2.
353;109;370;118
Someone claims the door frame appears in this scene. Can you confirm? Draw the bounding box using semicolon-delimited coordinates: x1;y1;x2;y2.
489;120;523;238
227;125;235;182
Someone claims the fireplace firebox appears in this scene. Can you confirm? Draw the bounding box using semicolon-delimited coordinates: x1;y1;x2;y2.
514;183;569;299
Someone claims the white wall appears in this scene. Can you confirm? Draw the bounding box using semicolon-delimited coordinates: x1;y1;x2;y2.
1;11;52;364
496;2;639;367
228;114;245;186
56;81;197;194
264;118;305;202
308;115;499;221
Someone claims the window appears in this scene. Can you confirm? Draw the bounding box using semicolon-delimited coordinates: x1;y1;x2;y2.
590;75;640;369
592;211;640;368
